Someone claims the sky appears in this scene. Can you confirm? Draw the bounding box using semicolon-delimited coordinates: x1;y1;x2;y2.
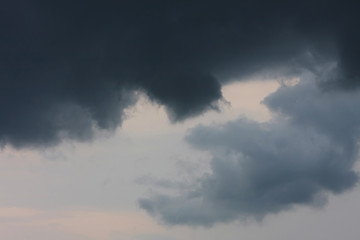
1;1;360;239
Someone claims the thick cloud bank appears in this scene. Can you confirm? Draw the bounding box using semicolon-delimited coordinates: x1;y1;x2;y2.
139;74;360;226
1;1;360;147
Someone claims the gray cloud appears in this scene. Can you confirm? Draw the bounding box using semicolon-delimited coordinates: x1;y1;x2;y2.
139;74;360;226
1;1;360;147
265;72;360;144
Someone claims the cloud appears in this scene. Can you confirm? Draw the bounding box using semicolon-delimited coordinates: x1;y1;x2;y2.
139;74;360;226
1;1;360;147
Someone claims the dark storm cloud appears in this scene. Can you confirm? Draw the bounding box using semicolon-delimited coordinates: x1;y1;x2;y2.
1;0;360;147
139;75;360;226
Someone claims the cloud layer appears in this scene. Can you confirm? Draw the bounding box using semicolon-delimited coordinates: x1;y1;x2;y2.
1;1;360;147
139;73;360;226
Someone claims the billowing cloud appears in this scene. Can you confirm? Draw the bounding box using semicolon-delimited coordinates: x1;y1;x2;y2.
1;1;360;147
139;73;360;226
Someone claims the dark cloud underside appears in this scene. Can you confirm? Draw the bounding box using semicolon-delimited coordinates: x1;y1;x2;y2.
1;0;360;147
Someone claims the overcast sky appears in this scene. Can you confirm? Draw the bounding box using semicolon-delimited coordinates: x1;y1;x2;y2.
1;1;360;239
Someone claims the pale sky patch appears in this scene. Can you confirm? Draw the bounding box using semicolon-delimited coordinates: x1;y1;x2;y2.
0;79;359;240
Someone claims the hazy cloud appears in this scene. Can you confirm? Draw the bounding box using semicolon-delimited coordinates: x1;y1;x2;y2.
139;74;360;226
